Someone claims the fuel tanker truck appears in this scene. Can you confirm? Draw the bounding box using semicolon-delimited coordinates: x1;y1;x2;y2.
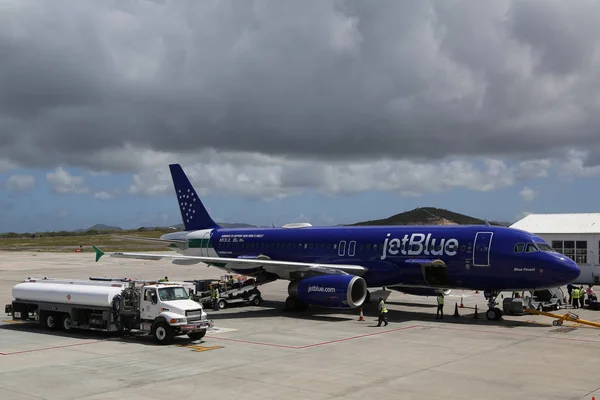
4;277;213;344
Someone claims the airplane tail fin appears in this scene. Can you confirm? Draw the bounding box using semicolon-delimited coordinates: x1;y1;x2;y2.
169;164;221;231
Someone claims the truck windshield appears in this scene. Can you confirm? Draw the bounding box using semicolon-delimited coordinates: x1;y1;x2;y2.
158;287;190;301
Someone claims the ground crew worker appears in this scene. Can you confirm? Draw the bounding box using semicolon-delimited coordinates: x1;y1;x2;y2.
579;286;585;308
377;297;388;327
567;283;574;304
212;285;220;311
158;276;168;282
572;286;579;308
436;292;445;319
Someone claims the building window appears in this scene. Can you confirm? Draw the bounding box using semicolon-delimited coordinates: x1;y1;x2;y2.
562;241;575;262
575;241;587;264
552;241;563;252
552;240;588;263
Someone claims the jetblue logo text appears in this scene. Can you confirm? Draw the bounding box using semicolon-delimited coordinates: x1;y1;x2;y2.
307;285;336;293
381;233;459;260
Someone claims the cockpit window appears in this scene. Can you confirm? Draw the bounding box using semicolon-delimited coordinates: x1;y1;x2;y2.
535;243;555;252
525;243;539;253
514;243;524;253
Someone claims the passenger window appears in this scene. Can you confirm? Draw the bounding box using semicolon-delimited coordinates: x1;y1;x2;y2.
459;245;466;252
525;243;538;253
514;243;524;253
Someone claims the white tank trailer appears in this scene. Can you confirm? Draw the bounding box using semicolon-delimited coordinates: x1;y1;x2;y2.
5;277;214;344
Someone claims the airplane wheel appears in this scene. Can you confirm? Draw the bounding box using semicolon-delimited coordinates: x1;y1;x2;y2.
486;308;502;321
285;296;296;311
285;296;308;312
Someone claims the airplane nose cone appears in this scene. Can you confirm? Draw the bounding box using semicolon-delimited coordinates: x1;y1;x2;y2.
551;254;580;285
563;257;581;282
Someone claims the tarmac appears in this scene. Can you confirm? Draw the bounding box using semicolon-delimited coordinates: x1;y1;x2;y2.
1;251;600;400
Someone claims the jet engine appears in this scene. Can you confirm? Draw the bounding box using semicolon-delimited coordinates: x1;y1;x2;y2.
388;286;452;297
288;275;368;308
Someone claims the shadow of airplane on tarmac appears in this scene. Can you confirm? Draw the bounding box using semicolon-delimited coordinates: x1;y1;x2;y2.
206;299;546;329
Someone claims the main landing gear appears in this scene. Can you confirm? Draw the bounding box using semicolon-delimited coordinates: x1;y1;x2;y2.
284;296;309;312
484;290;503;321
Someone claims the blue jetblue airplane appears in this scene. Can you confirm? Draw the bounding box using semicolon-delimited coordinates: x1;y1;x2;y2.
95;164;581;321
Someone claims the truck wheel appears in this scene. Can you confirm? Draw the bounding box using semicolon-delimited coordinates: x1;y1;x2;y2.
45;313;58;330
252;296;261;306
152;322;173;344
187;329;206;341
62;314;72;331
217;299;226;309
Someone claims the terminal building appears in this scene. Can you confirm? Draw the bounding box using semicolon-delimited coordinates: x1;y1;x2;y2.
510;213;600;285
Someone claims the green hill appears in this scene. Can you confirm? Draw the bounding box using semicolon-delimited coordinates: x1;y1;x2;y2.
350;207;508;227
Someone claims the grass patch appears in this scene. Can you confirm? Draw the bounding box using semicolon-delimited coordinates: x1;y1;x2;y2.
0;230;171;252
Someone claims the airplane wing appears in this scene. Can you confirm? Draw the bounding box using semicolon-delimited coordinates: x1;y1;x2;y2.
92;246;368;278
111;235;186;245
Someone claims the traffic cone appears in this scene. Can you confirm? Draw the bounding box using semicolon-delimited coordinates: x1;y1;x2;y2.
453;302;460;317
358;308;365;321
460;297;464;308
475;290;479;294
474;304;479;319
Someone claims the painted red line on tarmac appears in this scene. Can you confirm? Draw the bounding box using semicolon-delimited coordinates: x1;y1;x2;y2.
206;325;421;349
417;325;600;343
204;336;300;349
297;325;420;349
0;340;104;356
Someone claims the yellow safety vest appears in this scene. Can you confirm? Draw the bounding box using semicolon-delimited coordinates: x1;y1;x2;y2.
573;289;580;299
437;296;444;305
379;301;388;313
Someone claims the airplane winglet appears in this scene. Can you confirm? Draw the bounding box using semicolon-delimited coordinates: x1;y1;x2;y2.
93;246;105;263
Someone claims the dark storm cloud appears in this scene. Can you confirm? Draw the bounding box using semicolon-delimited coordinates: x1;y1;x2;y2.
1;0;600;171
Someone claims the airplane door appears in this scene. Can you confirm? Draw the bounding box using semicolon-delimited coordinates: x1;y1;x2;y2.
473;232;493;267
200;231;211;257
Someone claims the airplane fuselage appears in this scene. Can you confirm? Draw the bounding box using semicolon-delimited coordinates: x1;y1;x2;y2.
160;224;580;291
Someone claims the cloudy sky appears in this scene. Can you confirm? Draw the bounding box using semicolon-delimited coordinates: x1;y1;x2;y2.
2;0;600;233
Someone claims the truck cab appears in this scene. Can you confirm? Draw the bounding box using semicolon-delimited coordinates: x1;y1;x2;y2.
136;282;212;343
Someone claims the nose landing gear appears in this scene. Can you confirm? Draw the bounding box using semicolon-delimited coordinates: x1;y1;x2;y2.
484;290;503;320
